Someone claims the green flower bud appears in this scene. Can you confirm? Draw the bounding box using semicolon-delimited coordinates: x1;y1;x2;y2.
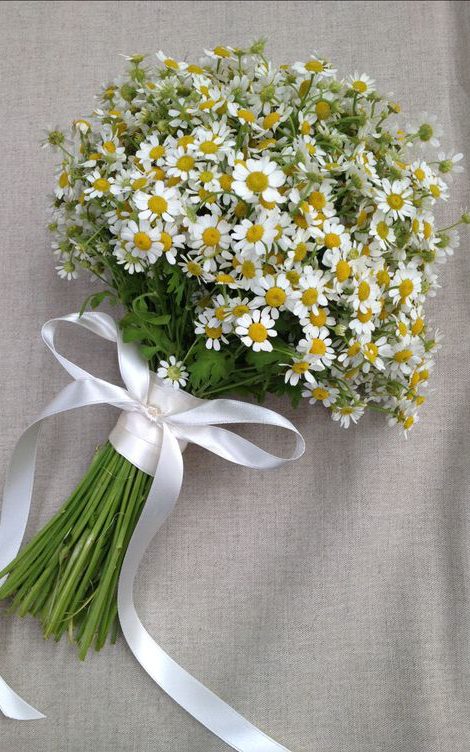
461;212;470;224
418;123;433;142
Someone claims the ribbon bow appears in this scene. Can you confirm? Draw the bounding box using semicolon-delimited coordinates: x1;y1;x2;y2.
0;312;304;752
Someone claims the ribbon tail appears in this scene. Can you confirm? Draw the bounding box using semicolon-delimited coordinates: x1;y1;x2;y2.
117;425;292;752
0;678;45;720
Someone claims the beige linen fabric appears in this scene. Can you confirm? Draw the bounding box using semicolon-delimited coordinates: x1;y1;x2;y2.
1;1;470;750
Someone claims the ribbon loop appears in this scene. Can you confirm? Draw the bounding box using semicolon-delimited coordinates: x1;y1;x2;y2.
1;312;304;752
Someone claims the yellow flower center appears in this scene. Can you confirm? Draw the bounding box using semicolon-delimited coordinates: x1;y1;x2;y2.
305;60;324;72
312;387;329;400
336;259;351;282
430;184;441;198
348;342;361;357
134;232;152;251
300;121;311;135
376;268;390;286
215;306;227;320
219;174;233;192
213;46;231;58
376;221;389;239
200;140;218;154
357;308;373;323
352;80;368;93
232;304;250;317
246;171;269;193
387;193;404;210
164;58;179;69
301;288;318;306
178;135;194;149
308;191;326;210
93;178;110;192
423;221;433;239
310;308;327;326
265;287;286;307
394;348;413;363
205;325;222;339
241;260;256;278
187;261;202;276
246;224;265;242
103;140;116;154
411;317;425;336
294;242;307;261
324;232;341;249
293;361;309;374
263;112;280;129
414;167;425;181
364;342;378;362
309;338;327;356
399;279;414;298
238;109;256;123
176;155;195;172
217;273;235;284
358;281;370;301
149;145;165;160
159;232;172;252
202;227;221;246
132;177;147;190
59;172;69;188
315;100;331;120
248;322;268;343
148;196;168;215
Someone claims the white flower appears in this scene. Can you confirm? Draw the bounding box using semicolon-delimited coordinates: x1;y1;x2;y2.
133;182;181;222
156;51;188;71
84;169;113;199
166;147;198;179
302;380;339;406
232;157;285;204
297;326;335;371
235;308;277;352
349;73;375;95
409;112;443;149
56;258;78;280
232;214;278;256
332;404;365;428
311;219;351;252
284;358;315;386
120;220;161;262
135;134;167;170
252;274;292;318
437;151;464;176
381;335;425;377
289;267;330;317
113;245;146;274
369;211;396;249
157;356;188;389
292;55;336;78
155;223;186;265
195;312;230;350
375;179;415;220
389;263;422;307
189;215;232;256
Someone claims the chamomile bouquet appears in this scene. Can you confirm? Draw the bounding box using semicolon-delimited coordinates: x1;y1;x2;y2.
0;41;466;659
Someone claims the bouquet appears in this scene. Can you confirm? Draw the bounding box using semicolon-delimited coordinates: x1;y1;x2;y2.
0;41;467;748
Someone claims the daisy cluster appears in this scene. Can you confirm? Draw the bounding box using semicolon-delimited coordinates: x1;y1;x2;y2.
47;42;467;431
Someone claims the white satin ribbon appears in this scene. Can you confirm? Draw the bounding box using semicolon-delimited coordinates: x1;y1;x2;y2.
0;312;305;751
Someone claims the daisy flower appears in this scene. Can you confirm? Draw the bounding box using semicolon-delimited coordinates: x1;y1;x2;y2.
155;223;186;265
349;72;375;95
389;263;422;307
232;214;278;256
135;134;167;170
232;157;286;204
252;274;292;318
297;326;335;371
283;357;315;386
235;308;277;352
133;182;181;222
120;219;161;262
302;380;340;407
409;112;443;149
311;219;351;252
332;404;365;428
195;312;230;350
289;267;330;317
375;179;415;220
189;214;232;256
84;169;113;199
166;147;198;180
369;211;396;250
157;356;189;389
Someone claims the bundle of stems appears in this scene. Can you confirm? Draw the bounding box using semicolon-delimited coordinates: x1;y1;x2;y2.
0;442;152;660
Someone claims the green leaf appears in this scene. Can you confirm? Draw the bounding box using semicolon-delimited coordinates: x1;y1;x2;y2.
245;348;281;371
188;349;233;390
79;290;117;316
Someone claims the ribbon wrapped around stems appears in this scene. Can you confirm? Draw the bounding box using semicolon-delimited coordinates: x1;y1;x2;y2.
0;311;305;752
